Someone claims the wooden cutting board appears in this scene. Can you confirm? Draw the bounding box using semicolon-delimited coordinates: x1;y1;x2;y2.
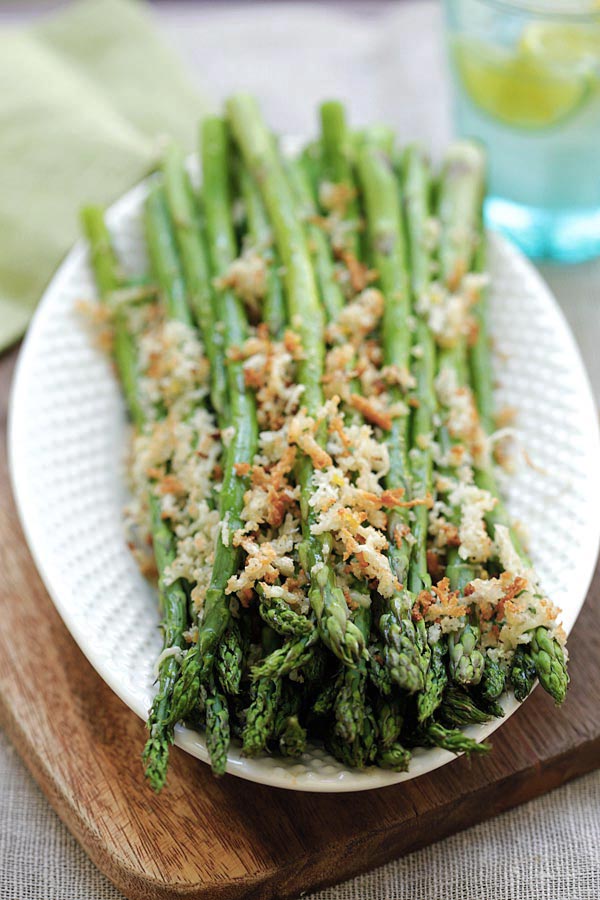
1;344;599;900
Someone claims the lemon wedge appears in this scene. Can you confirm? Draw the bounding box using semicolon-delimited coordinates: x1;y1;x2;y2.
520;22;600;71
453;36;591;129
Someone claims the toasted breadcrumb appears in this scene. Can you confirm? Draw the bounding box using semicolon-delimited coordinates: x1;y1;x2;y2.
215;249;267;318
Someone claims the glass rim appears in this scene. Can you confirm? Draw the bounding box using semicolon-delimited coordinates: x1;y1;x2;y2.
470;0;600;20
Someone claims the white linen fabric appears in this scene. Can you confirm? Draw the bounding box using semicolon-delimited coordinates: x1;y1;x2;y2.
1;2;599;898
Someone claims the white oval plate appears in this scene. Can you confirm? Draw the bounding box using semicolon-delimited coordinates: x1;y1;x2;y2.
9;172;600;792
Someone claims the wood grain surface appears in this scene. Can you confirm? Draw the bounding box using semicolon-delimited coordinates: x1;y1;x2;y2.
1;344;599;900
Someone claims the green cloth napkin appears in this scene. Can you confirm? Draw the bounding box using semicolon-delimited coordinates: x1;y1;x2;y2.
0;0;208;351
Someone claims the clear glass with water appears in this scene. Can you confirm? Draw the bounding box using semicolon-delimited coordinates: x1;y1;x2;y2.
443;0;600;261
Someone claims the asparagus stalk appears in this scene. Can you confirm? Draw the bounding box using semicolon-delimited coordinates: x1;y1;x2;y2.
378;744;411;771
257;586;315;638
278;715;307;757
404;148;492;721
82;205;190;792
402;145;437;595
204;676;230;776
327;704;378;769
144;185;193;326
448;625;485;686
440;685;494;728
273;682;307;757
357;140;426;692
251;628;318;680
311;114;391;750
227;93;365;666
81;207;145;428
141;495;191;789
145;184;238;782
368;643;393;697
469;239;529;559
509;646;537;702
417;635;448;724
435;143;487;686
312;676;340;717
375;696;404;749
242;676;282;756
333;605;370;744
238;162;287;337
425;722;490;755
479;655;506;702
169;117;259;724
162;143;228;420
215;621;245;696
286;156;345;322
469;206;568;705
401;145;449;715
530;626;569;705
319;100;360;256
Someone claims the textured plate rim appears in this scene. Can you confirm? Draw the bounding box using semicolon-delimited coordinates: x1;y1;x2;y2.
8;175;600;793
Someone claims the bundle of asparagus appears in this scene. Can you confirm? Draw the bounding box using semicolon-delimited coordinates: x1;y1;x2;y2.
81;96;568;791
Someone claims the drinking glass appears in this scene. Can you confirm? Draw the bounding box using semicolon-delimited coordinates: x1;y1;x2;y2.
443;0;600;261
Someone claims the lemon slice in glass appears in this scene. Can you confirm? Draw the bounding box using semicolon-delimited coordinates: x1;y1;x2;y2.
453;36;590;129
520;22;600;72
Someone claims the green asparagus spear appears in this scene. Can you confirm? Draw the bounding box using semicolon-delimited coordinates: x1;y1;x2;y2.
273;682;307;757
242;676;282;757
333;605;370;743
141;496;191;789
251;628;318;680
425;722;490;756
197;116;258;671
417;633;448;723
469;208;568;706
378;744;412;772
278;715;307;758
530;626;569;705
257;585;315;638
402;145;437;595
145;184;229;784
448;624;485;686
238;162;287;337
327;704;378;769
204;677;230;776
311;117;383;716
367;643;393;697
81;206;145;427
300;642;329;687
440;684;494;728
215;621;245;695
375;696;405;750
434;142;487;686
145;185;193;326
470;237;528;559
286;156;345;321
170;117;260;725
479;654;506;702
312;676;340;717
401;146;445;711
319;100;360;256
82;205;190;792
509;646;538;701
162;142;228;420
357;140;426;692
227;93;365;666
